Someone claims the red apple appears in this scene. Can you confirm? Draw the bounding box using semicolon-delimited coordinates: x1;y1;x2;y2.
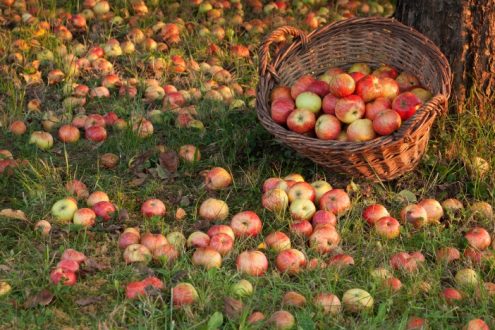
276;248;307;275
392;92;422;120
92;201;116;221
314;293;341;315
356;75;382;102
61;249;86;264
153;244;179;264
204;167;232;190
400;204;428;228
309;224;340;254
365;97;391;120
465;227;491;251
271;86;292;101
103;112;119;126
50;268;77;286
390;252;423;273
307;80;330;97
328;73;355;97
268;311;295;330
374;216;400;239
286;109;316;134
140;233;168;253
362;204;390;225
199;198;229;221
123;244;152;264
290;220;313;237
187;231;210;248
262;188;289;212
178;144;200;163
65;179;89;200
312;210;337;227
328;254;354;268
370;65;397;79
315;114;341;140
335;95;365;124
209;233;234;256
380;77;400;100
288;182;316;202
192;247;222;269
396;72;420;92
271;98;295;125
126;277;164;299
56;259;80;273
263;177;285;192
9;120;27;135
284;173;305;182
85;125;107;142
311;181;332;203
84;114;106;129
291;75;315;99
418;198;444;224
247;312;265;324
322;93;339;115
58;125;80;143
172;283;198;307
119;228;141;249
236;250;269;276
320;67;345;84
349;71;366;83
87;191;109;207
373;110;401;136
407;316;427;330
283;291;306;307
436;247;460;263
319;189;351;215
347;118;376;142
383;277;402;292
265;231;291;252
73;208;96;227
230;211;262;237
442;287;463;304
207;224;235;240
464;319;489;330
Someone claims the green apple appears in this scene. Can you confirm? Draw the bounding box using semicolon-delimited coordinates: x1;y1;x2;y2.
51;198;78;223
29;131;54;150
231;279;253;298
342;288;374;312
166;231;186;250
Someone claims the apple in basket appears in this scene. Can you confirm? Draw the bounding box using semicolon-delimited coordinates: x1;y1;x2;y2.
335;95;365;124
286;109;316;134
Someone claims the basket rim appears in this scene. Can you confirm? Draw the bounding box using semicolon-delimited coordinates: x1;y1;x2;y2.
256;17;453;150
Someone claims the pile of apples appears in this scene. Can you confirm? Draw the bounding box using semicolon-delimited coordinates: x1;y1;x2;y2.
49;249;87;286
270;63;433;142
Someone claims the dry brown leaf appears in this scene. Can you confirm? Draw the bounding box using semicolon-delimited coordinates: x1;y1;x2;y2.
0;209;27;220
75;296;104;306
24;289;54;308
159;151;179;173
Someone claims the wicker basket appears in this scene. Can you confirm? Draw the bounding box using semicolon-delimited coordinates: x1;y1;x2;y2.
256;17;452;181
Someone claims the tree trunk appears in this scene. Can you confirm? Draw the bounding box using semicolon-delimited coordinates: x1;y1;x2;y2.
395;0;495;114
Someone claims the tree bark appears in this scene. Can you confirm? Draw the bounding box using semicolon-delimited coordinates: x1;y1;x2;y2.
395;0;495;114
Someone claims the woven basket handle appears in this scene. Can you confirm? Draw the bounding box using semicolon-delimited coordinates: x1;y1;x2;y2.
400;94;448;142
259;26;308;81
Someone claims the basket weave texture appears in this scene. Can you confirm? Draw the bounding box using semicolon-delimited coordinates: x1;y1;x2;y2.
256;17;452;181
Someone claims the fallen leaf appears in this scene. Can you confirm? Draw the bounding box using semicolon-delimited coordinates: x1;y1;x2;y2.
118;209;129;222
83;258;109;273
398;190;417;203
130;176;147;187
159;151;179;173
0;264;11;272
24;289;54;308
0;209;27;220
75;296;104;306
224;297;244;320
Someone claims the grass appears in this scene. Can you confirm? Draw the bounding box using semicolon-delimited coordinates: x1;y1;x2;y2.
1;0;495;329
